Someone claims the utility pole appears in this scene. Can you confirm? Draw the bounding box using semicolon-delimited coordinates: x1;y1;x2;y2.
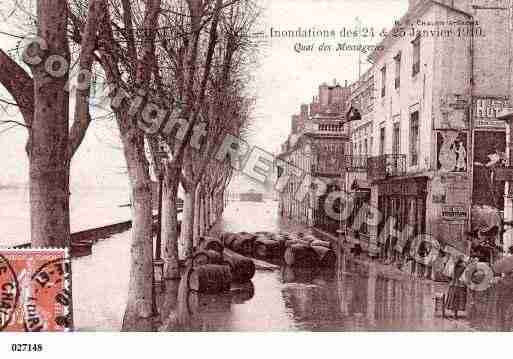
496;0;513;254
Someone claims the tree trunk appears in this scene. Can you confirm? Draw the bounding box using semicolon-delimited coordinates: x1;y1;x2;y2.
203;191;209;232
180;188;196;258
30;0;71;248
209;191;215;226
193;184;201;244
120;129;154;332
201;189;207;234
162;174;180;279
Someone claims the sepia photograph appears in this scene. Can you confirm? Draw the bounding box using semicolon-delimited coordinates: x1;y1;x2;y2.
1;0;513;355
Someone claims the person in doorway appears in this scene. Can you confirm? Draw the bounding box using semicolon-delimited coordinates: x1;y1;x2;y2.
445;256;468;319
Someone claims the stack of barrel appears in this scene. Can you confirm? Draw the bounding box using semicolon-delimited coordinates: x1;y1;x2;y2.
221;231;336;268
187;236;256;295
283;232;336;268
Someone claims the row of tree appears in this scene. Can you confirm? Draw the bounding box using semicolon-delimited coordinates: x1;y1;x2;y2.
0;0;260;331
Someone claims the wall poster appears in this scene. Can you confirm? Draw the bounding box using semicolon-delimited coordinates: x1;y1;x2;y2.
436;131;468;173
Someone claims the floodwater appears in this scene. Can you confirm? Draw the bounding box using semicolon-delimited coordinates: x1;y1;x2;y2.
1;194;474;331
177;200;473;332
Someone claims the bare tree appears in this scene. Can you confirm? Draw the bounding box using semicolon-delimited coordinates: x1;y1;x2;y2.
0;0;101;247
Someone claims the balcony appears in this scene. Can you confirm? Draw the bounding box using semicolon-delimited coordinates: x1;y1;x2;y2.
367;154;406;182
345;155;368;172
305;122;349;137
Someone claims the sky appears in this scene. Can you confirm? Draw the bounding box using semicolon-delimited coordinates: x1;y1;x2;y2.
0;0;408;189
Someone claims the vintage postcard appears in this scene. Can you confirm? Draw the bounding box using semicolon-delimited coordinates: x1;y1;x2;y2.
1;0;513;351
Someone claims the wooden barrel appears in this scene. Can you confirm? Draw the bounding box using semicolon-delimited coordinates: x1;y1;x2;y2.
271;234;287;246
284;244;318;267
188;264;232;294
191;250;224;267
301;235;316;244
285;239;311;248
231;234;255;255
254;231;273;238
199;237;224;254
311;246;337;267
223;250;256;283
222;233;238;248
311;240;331;249
254;238;281;259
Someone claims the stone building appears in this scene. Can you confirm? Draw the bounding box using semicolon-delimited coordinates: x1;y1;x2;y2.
347;0;511;264
277;81;352;233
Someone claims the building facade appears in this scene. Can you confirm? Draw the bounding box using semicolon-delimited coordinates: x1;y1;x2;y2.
278;81;352;233
347;0;511;267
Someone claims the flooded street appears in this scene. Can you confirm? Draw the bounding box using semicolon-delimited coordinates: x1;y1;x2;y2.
185;200;473;331
69;199;476;331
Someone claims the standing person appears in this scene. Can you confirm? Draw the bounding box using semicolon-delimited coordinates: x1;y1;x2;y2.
445;256;468;319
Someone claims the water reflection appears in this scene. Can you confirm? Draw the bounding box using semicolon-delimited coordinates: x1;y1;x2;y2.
168;251;455;331
160;201;469;331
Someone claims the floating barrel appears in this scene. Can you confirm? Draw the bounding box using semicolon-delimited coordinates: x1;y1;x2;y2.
285;239;311;248
223;250;256;283
311;246;337;267
271;234;288;246
230;281;255;304
254;238;282;259
191;250;224;267
254;231;274;238
301;235;317;244
310;240;332;249
188;264;232;294
284;244;319;267
231;233;255;255
222;232;239;248
199;236;224;254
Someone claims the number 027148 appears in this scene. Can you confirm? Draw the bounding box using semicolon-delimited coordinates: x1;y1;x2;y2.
10;344;43;352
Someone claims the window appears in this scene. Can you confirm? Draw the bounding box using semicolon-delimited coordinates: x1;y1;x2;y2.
410;111;419;165
393;122;400;154
379;127;386;156
394;53;401;89
364;139;368;158
412;36;420;76
381;66;387;97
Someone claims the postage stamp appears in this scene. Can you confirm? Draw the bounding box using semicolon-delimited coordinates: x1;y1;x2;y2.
0;248;72;332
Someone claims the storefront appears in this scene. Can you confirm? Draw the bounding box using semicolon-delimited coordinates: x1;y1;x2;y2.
375;177;428;263
314;182;342;235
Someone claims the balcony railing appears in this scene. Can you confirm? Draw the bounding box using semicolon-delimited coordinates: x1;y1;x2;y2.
305;122;349;136
345;155;368;172
367;154;406;182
